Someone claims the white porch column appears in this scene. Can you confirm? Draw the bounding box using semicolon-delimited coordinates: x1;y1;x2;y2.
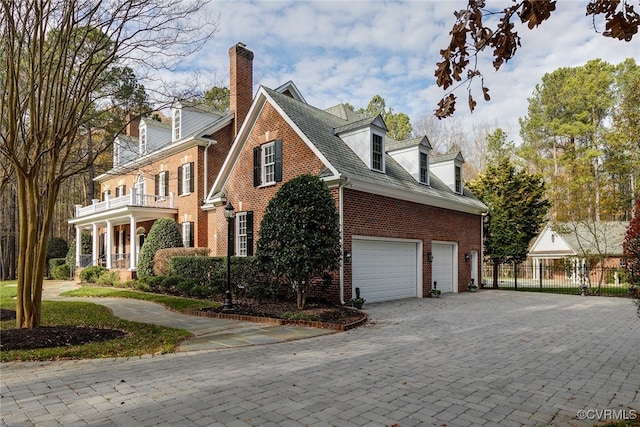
75;226;81;267
129;215;137;270
92;223;99;265
105;220;112;269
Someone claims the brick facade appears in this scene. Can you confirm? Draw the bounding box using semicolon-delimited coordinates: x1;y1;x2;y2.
209;97;484;304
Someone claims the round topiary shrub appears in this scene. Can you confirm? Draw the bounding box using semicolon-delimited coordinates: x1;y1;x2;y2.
137;218;183;278
51;264;71;280
47;237;69;260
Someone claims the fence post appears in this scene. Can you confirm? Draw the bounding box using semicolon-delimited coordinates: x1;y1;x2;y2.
514;263;518;290
539;262;543;289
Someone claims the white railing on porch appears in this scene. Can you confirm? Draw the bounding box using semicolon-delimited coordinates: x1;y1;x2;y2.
75;189;174;217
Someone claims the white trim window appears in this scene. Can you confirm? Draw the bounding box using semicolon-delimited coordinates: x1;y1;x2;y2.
236;212;248;256
116;184;126;197
182;221;193;248
139;125;147;155
262;142;276;185
173;108;181;141
158;171;168;199
455;165;462;194
372;133;384;172
183;163;191;194
135;174;146;205
419;151;429;184
117;229;125;260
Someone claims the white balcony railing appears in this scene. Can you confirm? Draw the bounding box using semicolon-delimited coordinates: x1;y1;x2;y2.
75;189;175;218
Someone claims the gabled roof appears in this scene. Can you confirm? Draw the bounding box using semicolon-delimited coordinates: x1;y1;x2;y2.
529;221;629;257
333;115;387;135
387;136;431;152
204;84;488;214
430;151;465;164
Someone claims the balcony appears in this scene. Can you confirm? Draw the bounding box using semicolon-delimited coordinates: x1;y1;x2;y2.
75;189;175;218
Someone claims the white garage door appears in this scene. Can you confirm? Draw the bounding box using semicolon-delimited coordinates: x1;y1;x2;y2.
352;239;418;303
432;243;454;293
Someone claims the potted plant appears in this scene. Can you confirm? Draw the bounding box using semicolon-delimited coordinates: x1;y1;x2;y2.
430;282;441;298
468;279;478;293
350;287;366;309
350;296;366;309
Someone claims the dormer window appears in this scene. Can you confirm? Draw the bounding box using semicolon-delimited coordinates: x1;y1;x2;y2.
372;133;384;172
420;151;429;184
455;165;462;194
139;126;147;155
173;109;181;140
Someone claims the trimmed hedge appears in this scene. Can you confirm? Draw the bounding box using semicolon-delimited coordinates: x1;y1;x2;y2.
153;247;210;276
169;256;224;285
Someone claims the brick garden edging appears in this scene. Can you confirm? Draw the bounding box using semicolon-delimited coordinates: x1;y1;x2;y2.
184;308;368;332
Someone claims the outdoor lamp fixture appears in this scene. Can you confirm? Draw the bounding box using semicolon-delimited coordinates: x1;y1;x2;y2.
465;253;470;262
223;202;235;310
427;252;433;262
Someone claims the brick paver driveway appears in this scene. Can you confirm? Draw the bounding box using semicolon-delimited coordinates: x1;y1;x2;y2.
2;291;639;426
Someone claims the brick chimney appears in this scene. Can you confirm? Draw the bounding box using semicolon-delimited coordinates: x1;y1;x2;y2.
125;114;140;138
229;42;254;137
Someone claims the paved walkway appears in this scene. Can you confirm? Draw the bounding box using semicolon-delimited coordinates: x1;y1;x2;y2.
2;290;639;426
40;281;335;351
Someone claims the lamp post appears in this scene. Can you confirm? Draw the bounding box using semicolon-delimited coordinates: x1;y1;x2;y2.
223;202;235;310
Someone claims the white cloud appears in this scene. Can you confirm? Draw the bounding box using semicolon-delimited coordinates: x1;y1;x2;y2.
151;0;639;146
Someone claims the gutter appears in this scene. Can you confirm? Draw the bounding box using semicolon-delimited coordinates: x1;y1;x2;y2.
202;139;216;203
338;176;350;306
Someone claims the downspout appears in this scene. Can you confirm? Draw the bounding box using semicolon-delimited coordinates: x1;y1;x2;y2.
339;176;350;305
203;140;215;203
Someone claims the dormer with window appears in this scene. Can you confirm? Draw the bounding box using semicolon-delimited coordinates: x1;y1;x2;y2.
334;115;388;173
387;136;432;185
430;151;465;195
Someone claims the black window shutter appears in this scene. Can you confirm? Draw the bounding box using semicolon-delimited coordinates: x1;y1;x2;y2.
246;211;254;256
189;162;195;193
122;185;126;196
154;174;159;195
114;230;119;252
189;222;194;247
177;166;183;195
274;139;283;182
164;171;169;196
229;217;235;255
253;147;262;187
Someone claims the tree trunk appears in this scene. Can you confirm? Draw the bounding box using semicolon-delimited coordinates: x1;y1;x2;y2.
15;171;59;328
492;260;499;289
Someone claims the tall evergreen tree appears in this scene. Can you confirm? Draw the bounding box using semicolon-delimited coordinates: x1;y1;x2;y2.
467;158;550;288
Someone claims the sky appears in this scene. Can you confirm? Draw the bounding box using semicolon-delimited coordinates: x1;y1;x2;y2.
165;0;639;145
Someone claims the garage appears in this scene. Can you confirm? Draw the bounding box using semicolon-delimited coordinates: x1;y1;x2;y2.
432;242;455;293
352;238;419;303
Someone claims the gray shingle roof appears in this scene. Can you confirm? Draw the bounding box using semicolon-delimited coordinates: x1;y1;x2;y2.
553;221;629;256
264;87;487;213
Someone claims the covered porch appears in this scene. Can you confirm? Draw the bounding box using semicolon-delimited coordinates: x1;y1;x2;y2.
69;189;178;273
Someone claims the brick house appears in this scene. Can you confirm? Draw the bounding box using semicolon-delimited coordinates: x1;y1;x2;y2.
202;82;488;303
69;43;254;278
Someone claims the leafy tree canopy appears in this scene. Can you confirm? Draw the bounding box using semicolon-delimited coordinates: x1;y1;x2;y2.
435;0;639;118
202;86;230;112
623;198;640;282
256;174;341;309
467;157;550;265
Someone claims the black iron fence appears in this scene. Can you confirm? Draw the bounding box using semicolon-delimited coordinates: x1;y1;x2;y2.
481;263;639;298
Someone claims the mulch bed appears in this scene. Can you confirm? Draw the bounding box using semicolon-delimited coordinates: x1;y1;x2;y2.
0;300;367;351
200;298;366;326
0;309;127;351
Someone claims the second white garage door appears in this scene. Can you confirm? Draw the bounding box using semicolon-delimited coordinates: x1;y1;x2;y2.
352;239;418;303
432;242;455;293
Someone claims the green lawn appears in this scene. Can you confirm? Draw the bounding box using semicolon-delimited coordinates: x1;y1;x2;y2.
0;281;219;362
